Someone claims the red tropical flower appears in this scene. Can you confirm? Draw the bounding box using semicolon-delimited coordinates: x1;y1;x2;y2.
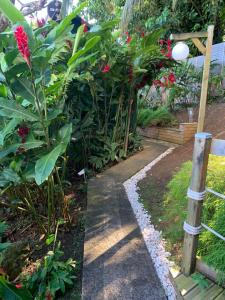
83;24;88;33
102;64;111;73
15;283;22;289
14;26;31;67
46;292;53;300
141;31;145;38
153;79;162;87
168;73;176;83
156;62;164;69
18;126;29;138
126;36;132;44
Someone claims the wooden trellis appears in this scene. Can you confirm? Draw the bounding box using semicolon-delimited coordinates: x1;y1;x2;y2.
183;132;225;275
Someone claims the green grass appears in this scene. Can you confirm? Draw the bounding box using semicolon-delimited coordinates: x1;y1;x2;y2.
162;155;225;282
137;106;176;128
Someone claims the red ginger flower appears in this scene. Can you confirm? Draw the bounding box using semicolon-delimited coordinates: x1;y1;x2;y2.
14;26;31;67
168;72;176;83
18;126;29;143
83;24;88;33
102;64;111;73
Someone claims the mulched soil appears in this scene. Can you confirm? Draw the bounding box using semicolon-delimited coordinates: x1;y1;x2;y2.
0;175;86;299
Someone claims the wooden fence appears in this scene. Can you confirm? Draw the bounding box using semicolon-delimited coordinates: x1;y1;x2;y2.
183;132;225;275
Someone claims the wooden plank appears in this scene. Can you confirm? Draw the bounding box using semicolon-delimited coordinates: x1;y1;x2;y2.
170;266;181;279
183;133;212;275
205;284;223;299
170;31;208;41
175;274;197;295
197;25;214;132
191;38;206;55
184;282;215;300
196;258;218;283
211;139;225;156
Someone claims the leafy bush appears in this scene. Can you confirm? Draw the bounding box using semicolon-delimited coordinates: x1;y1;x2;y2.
63;23;171;170
0;221;11;254
137;107;175;127
23;244;75;300
163;156;225;281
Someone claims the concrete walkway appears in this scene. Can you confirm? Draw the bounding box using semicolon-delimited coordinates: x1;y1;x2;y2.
82;141;170;300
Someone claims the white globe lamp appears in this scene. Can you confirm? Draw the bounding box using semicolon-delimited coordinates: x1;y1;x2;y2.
172;42;190;61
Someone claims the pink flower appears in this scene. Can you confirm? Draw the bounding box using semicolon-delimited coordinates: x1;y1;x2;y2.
37;18;45;28
14;26;31;67
102;64;111;73
15;283;22;289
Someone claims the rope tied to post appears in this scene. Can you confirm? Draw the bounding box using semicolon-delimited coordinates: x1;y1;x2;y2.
183;221;202;235
187;188;206;201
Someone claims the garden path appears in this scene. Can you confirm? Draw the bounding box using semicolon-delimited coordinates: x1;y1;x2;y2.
82;140;172;300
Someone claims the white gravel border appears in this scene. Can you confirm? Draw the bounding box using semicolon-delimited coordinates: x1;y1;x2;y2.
123;148;177;300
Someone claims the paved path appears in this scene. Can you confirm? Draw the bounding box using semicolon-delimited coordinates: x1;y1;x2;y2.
82;140;171;300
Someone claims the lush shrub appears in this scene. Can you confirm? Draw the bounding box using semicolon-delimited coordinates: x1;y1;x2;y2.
137;106;175;127
24;244;75;300
163;155;225;281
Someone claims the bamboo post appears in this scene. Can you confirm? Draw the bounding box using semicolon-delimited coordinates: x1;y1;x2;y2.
197;25;214;132
182;132;212;276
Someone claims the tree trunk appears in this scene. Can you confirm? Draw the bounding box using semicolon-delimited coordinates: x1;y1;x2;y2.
120;0;141;32
0;0;46;33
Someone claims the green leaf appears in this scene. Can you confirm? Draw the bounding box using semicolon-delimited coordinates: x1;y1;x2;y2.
46;2;87;43
0;84;7;97
0;0;26;23
2;168;20;183
11;78;35;104
0;243;11;253
35;144;62;185
0;98;38;121
70;52;98;69
0;140;44;159
58;123;72;153
0;119;19;146
68;36;101;66
0;144;19;159
0;53;8;73
46;234;55;246
0;276;32;300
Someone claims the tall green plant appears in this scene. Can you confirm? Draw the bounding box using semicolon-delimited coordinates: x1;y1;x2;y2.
0;3;100;233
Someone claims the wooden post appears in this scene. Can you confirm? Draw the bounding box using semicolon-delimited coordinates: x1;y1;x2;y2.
197;25;214;132
182;132;212;276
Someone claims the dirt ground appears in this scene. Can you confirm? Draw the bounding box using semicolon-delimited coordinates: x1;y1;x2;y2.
141;103;225;191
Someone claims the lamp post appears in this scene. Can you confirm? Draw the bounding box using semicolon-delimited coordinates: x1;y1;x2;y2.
170;25;214;132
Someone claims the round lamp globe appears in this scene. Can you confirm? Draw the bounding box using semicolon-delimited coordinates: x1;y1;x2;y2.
172;42;190;61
